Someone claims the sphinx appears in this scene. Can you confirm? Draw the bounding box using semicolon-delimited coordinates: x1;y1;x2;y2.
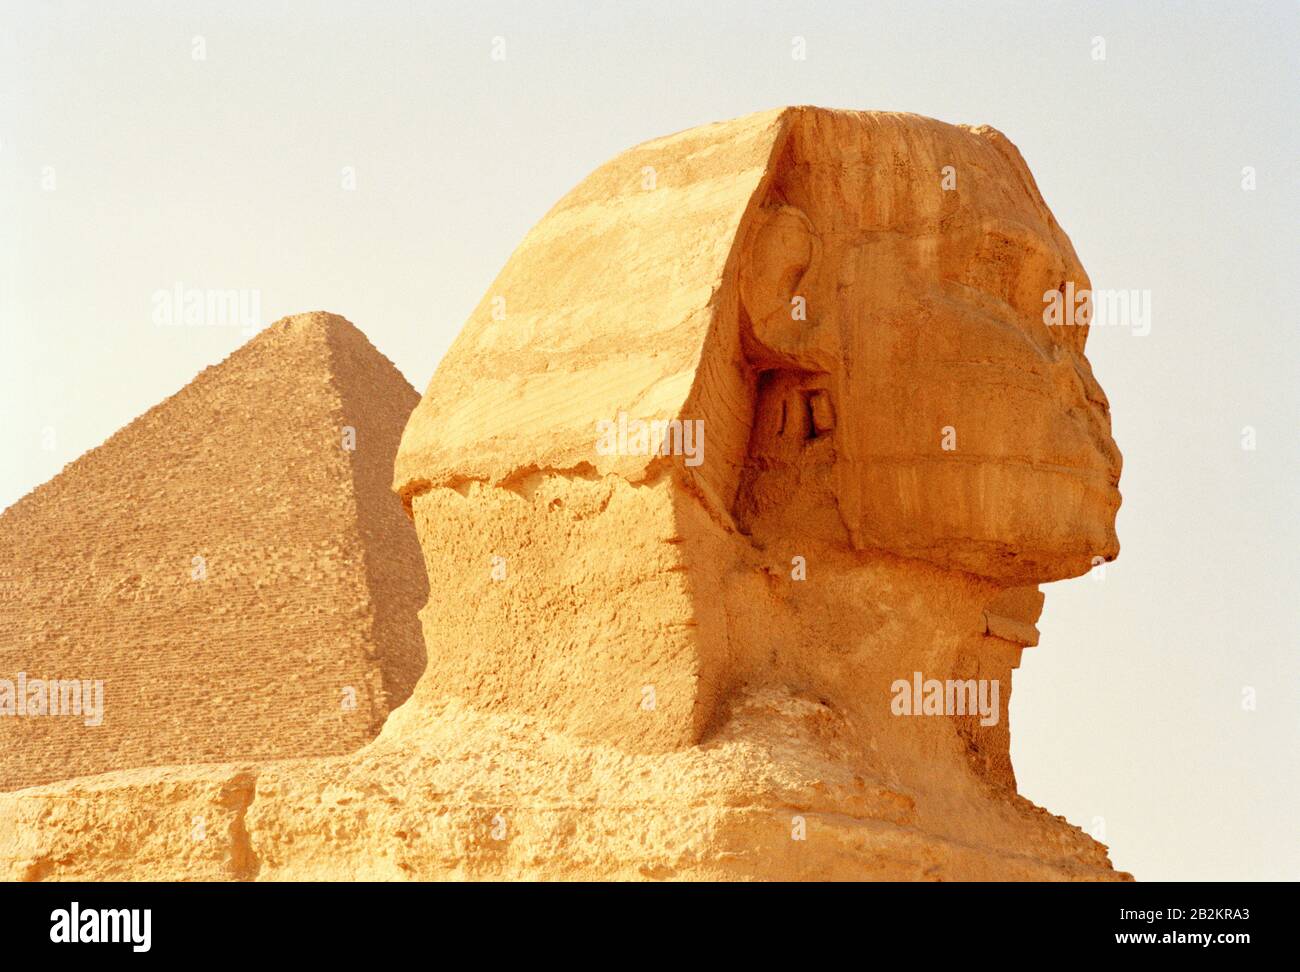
0;107;1127;881
394;106;1120;772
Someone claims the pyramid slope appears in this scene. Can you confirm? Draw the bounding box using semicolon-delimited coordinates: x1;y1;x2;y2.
0;312;426;791
322;316;428;714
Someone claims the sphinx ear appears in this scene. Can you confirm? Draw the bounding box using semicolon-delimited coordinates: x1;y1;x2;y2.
738;204;830;372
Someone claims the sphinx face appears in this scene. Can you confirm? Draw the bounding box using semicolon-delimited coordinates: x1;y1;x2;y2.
737;115;1121;584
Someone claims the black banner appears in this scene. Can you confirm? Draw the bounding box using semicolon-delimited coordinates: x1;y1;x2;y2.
0;881;1282;957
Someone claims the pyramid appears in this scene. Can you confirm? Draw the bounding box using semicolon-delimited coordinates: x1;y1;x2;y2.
0;312;428;791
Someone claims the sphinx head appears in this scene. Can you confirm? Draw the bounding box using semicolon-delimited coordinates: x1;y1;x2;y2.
394;107;1123;752
733;112;1121;584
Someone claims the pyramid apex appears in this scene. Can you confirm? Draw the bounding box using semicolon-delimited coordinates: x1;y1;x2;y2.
262;310;361;340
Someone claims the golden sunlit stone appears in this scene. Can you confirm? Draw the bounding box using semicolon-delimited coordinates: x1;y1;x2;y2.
0;108;1127;881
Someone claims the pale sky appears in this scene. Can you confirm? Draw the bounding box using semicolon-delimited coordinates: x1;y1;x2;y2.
1;1;1296;880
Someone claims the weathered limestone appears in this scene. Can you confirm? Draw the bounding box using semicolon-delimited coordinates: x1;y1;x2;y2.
0;313;427;791
0;108;1128;881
